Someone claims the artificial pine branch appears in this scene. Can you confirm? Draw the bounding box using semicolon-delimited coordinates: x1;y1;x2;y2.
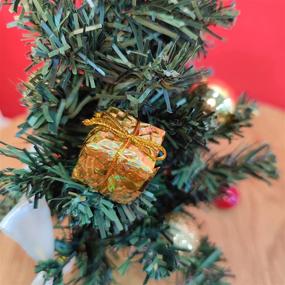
0;1;279;285
168;144;278;203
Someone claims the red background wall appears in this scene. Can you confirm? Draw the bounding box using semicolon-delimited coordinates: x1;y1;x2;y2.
1;1;285;118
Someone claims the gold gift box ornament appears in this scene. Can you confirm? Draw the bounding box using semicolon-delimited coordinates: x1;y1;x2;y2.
72;107;167;204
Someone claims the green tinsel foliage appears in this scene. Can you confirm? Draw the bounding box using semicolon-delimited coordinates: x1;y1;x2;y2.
0;1;279;285
3;0;238;137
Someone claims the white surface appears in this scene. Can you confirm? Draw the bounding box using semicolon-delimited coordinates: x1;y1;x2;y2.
0;196;54;261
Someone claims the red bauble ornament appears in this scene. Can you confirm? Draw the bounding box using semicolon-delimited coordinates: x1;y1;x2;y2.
75;0;83;8
214;186;240;209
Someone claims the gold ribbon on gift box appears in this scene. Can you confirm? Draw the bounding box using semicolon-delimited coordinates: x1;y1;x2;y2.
81;108;167;187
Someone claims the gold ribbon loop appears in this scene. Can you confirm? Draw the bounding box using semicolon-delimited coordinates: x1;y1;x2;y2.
83;111;167;161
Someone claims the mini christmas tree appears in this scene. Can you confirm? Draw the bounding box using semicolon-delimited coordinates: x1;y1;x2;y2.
0;1;278;284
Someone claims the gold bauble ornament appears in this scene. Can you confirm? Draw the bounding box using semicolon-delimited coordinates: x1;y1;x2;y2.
166;212;201;255
193;83;235;123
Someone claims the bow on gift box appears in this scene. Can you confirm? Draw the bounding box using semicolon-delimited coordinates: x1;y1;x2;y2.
83;112;167;160
0;196;74;285
83;110;167;162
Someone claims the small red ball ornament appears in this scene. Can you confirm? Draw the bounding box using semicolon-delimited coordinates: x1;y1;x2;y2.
75;0;83;8
214;186;240;209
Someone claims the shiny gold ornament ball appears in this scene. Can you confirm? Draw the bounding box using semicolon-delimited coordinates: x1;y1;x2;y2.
166;212;201;255
194;83;235;123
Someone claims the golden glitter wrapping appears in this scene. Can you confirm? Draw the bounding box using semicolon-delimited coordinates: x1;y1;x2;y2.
72;107;166;204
